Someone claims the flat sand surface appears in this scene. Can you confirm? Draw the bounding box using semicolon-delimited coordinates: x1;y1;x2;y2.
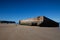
0;24;60;40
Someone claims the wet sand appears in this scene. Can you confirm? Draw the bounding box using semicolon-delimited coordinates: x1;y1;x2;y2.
0;24;60;40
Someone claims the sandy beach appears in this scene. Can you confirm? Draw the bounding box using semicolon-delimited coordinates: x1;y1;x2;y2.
0;24;60;40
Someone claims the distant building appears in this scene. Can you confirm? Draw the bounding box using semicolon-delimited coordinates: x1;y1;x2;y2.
19;16;59;27
0;20;16;24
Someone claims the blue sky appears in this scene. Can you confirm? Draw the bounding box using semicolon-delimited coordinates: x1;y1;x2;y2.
0;0;60;22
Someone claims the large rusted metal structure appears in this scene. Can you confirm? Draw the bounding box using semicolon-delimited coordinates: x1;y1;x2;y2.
19;16;59;27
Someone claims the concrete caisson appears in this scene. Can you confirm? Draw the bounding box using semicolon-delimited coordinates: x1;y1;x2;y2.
19;16;59;27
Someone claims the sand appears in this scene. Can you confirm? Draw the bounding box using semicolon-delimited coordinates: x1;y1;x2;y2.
0;24;60;40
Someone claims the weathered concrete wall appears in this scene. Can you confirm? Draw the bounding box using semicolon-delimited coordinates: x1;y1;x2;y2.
19;16;59;27
19;18;39;25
